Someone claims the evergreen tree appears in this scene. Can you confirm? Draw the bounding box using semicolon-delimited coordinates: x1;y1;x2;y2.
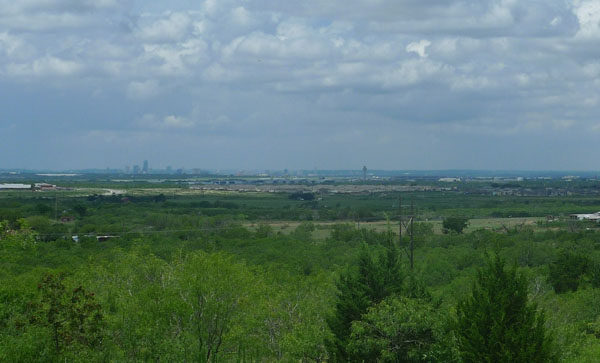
327;244;404;361
455;255;556;362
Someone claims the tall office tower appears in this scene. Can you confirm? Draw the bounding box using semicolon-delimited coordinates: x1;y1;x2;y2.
143;160;149;174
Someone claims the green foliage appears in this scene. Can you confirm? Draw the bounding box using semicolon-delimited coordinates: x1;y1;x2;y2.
455;254;556;362
412;222;434;239
348;297;455;362
254;223;274;238
4;187;600;360
288;191;315;201
327;244;404;361
442;217;469;234
30;273;104;358
589;261;600;288
171;251;263;361
292;221;315;241
34;203;52;216
548;250;589;294
73;204;87;217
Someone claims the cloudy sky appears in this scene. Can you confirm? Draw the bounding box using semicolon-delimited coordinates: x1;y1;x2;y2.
1;0;600;171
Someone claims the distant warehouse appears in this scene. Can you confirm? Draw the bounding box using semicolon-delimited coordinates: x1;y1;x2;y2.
570;212;600;221
0;183;57;191
0;183;31;190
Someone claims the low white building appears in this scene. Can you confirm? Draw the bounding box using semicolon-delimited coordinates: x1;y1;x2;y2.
570;212;600;221
0;183;31;190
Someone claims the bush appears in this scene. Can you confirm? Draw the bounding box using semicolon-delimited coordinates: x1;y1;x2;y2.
442;217;469;234
548;250;589;294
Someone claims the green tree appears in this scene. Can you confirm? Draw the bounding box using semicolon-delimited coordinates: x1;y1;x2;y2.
348;297;455;362
589;261;600;289
32;273;103;355
455;255;555;362
173;252;263;362
442;217;469;234
73;204;87;217
548;250;588;293
327;244;404;361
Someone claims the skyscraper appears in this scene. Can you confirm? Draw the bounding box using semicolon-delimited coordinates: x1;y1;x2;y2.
143;160;149;174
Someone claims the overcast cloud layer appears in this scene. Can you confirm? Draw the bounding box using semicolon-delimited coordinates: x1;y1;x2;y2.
1;0;600;171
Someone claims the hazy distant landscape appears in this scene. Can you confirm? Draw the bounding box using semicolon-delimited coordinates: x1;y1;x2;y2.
4;0;600;361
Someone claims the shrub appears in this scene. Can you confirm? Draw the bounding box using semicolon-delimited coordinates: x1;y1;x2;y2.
442;217;469;234
548;250;589;294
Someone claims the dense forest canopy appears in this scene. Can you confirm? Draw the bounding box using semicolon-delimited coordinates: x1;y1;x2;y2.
2;181;600;361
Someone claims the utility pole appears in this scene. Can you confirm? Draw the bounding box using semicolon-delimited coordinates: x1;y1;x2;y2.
410;199;414;270
398;196;402;245
398;194;415;270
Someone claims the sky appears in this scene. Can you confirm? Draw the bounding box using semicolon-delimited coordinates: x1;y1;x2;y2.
1;0;600;171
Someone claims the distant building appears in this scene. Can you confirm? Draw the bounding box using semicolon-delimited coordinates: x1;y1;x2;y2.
363;166;367;181
125;166;131;174
97;235;119;242
439;178;461;182
0;183;31;190
143;160;149;174
34;183;57;190
133;165;140;174
570;212;600;221
166;166;173;174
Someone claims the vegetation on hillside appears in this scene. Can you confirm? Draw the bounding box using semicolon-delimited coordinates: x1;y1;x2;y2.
2;185;600;361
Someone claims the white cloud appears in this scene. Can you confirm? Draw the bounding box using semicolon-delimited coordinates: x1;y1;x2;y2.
136;114;195;129
141;38;209;75
138;12;193;43
6;56;83;77
379;58;448;88
231;6;255;27
127;80;160;100
0;33;35;60
574;0;600;38
406;39;431;58
163;115;195;128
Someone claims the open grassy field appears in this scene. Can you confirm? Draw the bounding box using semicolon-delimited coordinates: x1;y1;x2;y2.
245;216;545;239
